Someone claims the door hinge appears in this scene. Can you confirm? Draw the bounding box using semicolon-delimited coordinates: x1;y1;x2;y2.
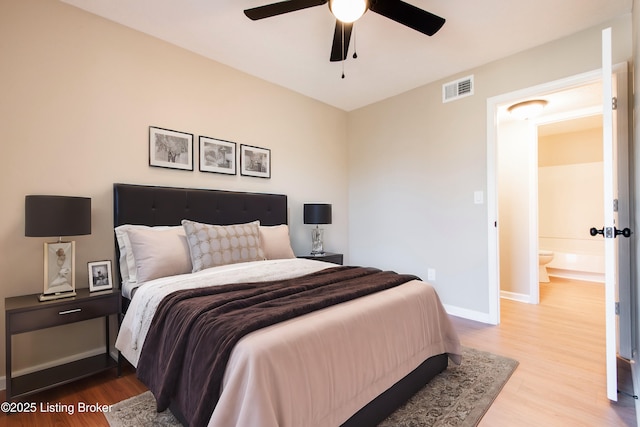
615;302;620;315
612;97;618;110
613;199;619;212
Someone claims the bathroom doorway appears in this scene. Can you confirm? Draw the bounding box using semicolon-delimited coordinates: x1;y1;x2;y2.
489;63;632;356
494;75;605;306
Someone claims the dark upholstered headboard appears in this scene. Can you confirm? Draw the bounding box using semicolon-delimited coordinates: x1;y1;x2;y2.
113;183;288;301
113;183;288;227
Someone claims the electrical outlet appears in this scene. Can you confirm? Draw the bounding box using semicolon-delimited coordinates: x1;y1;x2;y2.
427;268;436;281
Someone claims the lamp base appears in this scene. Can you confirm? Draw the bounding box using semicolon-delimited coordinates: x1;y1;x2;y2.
310;227;324;256
38;291;77;302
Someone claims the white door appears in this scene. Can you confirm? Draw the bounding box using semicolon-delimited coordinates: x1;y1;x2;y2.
600;27;632;402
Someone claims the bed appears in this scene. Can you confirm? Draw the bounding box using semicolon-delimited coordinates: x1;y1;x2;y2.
113;183;461;427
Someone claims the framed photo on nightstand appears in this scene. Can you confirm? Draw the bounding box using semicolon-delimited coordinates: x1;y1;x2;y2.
44;241;75;296
88;260;113;292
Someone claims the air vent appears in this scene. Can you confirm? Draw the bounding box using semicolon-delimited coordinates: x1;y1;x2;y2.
442;75;474;103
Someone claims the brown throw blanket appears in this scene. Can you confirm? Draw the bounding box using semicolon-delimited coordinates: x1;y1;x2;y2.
137;266;418;427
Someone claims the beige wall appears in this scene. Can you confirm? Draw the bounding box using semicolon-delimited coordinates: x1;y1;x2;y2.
348;14;632;317
497;119;532;296
1;0;348;375
539;123;603;166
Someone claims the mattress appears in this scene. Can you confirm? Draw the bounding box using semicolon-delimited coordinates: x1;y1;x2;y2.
116;258;461;427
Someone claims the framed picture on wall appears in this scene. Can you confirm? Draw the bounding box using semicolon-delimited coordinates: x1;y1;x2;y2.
149;126;194;170
199;136;237;175
88;260;113;292
240;144;270;178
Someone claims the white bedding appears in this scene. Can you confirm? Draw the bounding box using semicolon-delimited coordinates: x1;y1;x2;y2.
116;258;461;427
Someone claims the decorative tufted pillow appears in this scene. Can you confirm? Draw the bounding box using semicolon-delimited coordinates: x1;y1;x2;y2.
182;220;265;272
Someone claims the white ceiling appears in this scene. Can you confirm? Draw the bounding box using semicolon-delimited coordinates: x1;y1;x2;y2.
61;0;631;111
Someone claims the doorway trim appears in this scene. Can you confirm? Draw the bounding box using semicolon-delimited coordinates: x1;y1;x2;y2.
486;68;603;324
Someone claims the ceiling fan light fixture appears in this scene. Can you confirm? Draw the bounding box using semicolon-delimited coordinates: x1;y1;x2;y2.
329;0;368;23
507;99;548;120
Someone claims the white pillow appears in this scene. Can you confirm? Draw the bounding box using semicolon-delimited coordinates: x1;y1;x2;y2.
126;227;192;283
259;225;295;260
182;220;265;272
115;224;145;285
115;225;184;284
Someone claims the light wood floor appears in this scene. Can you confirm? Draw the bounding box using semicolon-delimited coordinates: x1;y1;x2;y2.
1;277;636;426
451;276;637;427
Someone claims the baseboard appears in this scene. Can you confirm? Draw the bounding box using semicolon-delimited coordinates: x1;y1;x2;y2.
0;346;114;392
548;268;604;283
443;304;495;324
500;290;533;304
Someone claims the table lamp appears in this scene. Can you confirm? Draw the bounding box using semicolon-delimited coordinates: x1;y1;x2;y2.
25;195;91;301
303;203;332;255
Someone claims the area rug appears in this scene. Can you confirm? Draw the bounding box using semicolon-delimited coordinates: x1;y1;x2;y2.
105;347;518;427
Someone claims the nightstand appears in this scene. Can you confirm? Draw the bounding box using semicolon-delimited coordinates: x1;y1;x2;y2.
5;288;120;402
298;252;344;265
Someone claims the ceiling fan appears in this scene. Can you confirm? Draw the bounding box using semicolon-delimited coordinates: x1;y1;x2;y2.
244;0;446;62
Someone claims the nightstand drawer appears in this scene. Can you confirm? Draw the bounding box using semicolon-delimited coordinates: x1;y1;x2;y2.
8;296;118;334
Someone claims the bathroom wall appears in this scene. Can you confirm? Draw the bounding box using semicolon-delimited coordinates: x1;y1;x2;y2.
538;120;605;281
498;119;533;298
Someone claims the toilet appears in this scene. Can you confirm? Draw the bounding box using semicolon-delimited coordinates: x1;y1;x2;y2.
539;250;554;282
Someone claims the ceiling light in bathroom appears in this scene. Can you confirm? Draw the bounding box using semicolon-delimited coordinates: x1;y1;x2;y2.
507;99;548;120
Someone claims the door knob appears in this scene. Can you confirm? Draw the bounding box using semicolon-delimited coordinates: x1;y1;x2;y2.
615;227;632;238
590;226;632;238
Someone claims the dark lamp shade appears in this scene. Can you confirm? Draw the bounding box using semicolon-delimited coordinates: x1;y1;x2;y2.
304;203;332;225
25;195;91;237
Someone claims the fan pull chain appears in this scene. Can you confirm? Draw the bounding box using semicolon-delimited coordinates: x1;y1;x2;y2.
341;22;345;79
352;25;357;59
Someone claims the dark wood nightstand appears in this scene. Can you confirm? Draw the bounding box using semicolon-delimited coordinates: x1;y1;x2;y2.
5;288;120;402
298;252;344;265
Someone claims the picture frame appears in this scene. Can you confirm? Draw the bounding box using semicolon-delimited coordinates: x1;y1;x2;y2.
240;144;271;178
88;260;113;292
149;126;194;171
199;136;237;175
43;241;76;298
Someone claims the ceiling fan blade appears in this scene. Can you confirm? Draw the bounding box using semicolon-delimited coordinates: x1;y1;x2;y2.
330;21;353;62
244;0;327;20
369;0;445;36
